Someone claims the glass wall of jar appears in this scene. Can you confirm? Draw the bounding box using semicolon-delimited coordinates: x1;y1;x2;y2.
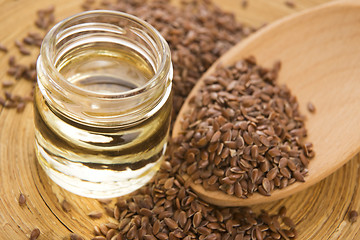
35;10;173;198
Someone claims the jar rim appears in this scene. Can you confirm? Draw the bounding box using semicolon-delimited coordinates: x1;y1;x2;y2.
40;10;171;99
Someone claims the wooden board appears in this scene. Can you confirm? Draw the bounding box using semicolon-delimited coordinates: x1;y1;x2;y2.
2;0;359;239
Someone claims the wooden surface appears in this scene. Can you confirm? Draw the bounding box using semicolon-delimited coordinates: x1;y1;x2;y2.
173;0;360;207
2;0;360;239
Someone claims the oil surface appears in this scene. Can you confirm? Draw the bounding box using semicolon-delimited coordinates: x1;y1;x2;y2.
57;42;154;93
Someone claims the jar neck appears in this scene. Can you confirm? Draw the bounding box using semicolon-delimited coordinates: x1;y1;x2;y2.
37;10;172;127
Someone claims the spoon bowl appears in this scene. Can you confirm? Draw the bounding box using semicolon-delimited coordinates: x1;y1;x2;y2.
173;0;360;207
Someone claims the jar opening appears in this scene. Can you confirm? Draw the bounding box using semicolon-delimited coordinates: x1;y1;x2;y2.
40;10;171;100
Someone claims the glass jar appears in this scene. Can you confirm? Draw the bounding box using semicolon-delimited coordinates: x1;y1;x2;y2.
35;10;173;198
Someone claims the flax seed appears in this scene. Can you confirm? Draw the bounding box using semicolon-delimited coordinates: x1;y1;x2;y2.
307;102;316;113
70;233;84;240
61;199;71;212
29;228;40;240
349;210;358;223
18;193;26;205
0;43;8;52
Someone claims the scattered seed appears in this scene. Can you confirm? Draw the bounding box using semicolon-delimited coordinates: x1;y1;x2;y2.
70;233;84;240
0;43;8;52
307;102;316;113
284;0;296;8
91;236;106;240
19;193;26;206
241;0;248;8
99;223;108;236
61;199;71;212
283;216;296;228
2;81;14;88
17;102;26;113
29;228;40;240
349;210;358;223
279;206;287;217
88;210;103;219
19;47;31;56
98;198;112;205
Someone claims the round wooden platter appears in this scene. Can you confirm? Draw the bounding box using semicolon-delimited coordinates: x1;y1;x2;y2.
1;0;358;239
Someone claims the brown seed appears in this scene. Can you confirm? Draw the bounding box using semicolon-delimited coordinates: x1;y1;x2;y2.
243;131;253;145
105;222;118;230
250;145;258;159
262;178;271;193
198;226;212;235
88;210;103;219
287;158;297;171
284;0;296;8
279;206;287;217
99;223;108;235
114;205;120;220
2;81;14;88
280;167;291;179
220;122;233;132
283;216;296;228
29;228;40;240
70;233;84;240
207;222;220;230
164;217;178;230
92;237;106;240
293;170;305;182
349;210;358;223
241;0;248;8
250;169;259;183
144;235;157;240
152;220;160;235
278;157;288;168
19;47;31;55
196;136;208;147
139;208;153;217
259;135;271;147
271;232;281;239
156;233;168;240
118;218;130;230
19;193;26;205
178;210;187;227
193;211;202;228
210;130;221;143
0;43;8;52
61;199;71;212
307;102;316;113
268;147;281;157
266;167;279;181
94;226;102;236
23;37;34;45
0;97;6;106
106;229;116;240
98;198;112;205
164;177;174;189
234;181;243;198
126;225;137;239
204;234;217;240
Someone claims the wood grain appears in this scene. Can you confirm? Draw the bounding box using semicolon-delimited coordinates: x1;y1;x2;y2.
2;0;359;239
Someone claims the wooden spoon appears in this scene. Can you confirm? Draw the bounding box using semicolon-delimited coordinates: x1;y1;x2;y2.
172;0;360;207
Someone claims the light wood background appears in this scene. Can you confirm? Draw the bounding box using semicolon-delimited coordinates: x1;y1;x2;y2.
1;0;359;239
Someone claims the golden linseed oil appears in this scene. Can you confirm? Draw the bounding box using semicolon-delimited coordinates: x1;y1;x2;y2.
35;11;173;198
